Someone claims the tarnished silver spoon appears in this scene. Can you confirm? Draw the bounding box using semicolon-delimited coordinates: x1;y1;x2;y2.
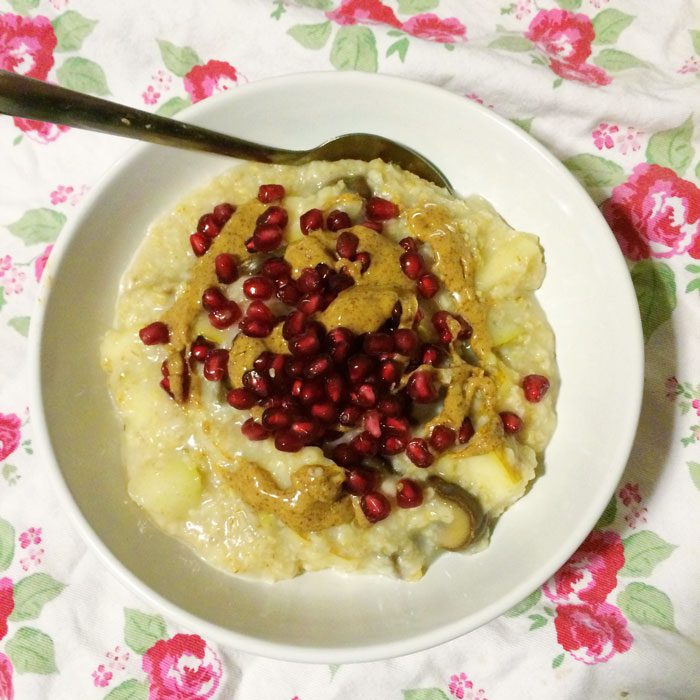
0;70;453;192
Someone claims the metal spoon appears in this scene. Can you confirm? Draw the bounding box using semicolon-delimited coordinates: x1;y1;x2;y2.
0;70;453;192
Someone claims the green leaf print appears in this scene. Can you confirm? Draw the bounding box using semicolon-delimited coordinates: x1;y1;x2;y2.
329;663;341;680
0;519;15;572
288;22;332;50
563;154;625;189
52;11;98;52
696;160;700;179
155;96;191;118
686;278;700;295
630;260;676;343
7;209;66;245
511;117;533;133
387;37;409;62
157;40;202;77
8;316;30;337
592;10;634;45
124;608;168;654
528;613;547;630
593;49;647;72
688;462;700;490
690;30;700;56
330;27;378;72
297;0;333;9
9;573;66;622
402;690;450;700
0;288;4;313
504;587;541;617
105;679;149;700
6;628;58;674
645;117;695;177
618;582;676;631
619;531;676;578
595;494;617;528
488;36;534;52
56;57;110;96
398;0;439;12
555;0;582;10
7;0;38;15
552;652;565;669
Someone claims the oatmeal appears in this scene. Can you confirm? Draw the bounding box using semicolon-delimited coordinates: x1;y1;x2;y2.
101;159;558;581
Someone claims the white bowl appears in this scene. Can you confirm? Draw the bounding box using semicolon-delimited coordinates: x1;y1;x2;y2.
29;72;643;663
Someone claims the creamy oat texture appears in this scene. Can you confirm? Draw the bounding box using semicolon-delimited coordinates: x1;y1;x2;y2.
101;159;558;581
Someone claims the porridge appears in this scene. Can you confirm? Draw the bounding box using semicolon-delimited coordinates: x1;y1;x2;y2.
101;159;558;581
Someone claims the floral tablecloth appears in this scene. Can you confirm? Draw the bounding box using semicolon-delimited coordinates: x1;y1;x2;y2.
1;0;699;698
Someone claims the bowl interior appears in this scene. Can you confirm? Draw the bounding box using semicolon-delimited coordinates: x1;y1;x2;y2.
33;73;642;662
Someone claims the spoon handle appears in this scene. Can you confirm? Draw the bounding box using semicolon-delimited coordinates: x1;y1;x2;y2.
0;70;298;163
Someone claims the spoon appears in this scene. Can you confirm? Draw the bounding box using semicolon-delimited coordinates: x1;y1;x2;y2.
0;70;453;192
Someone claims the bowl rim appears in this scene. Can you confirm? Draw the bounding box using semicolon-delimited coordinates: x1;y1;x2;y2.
28;70;644;663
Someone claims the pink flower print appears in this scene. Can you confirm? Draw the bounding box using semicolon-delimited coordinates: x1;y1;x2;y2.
49;0;69;9
0;579;14;642
0;413;21;462
19;547;44;572
624;505;648;529
401;14;467;43
549;59;611;86
615;126;644;155
34;245;53;282
92;664;113;688
69;184;90;206
543;530;624;605
465;93;494;109
592;122;618;150
50;184;74;205
693;399;700;417
142;85;161;106
152;69;172;90
665;376;679;400
678;56;700;74
184;60;239;103
513;0;532;20
554;602;632;664
0;257;25;296
448;673;487;700
618;482;641;507
326;0;401;28
18;527;42;549
0;13;56;80
13;117;69;144
106;645;130;672
0;653;13;700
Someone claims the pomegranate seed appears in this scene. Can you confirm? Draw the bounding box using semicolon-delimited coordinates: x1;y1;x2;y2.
377;396;403;416
326;209;352;232
328;341;353;364
367;196;399;221
400;251;424;280
382;415;410;437
227;387;257;409
246;300;275;324
327;326;355;348
416;273;439;298
242;370;272;399
393;328;418;356
289;419;319;443
269;354;286;380
241;418;270;441
214;253;239;284
212;202;235;226
253;224;283;253
284;356;305;378
407;370;439;403
350;383;377;408
304;354;332;378
297;293;323;316
276;280;301;305
363;332;394;356
325;373;346;404
289;330;321;357
344;468;378;495
160;360;169;377
501;411;523;434
239;317;272;337
297;267;322;294
361;491;391;523
203;349;229;381
244;236;257;253
522;374;550;402
257;205;288;228
396;479;423;508
327;271;354;295
351;431;379;456
261;257;291;281
429;424;456;452
377;359;401;385
297;380;324;405
380;434;407;455
421;343;446;367
139;321;169;345
347;354;375;384
338;405;362;427
262;407;293;431
202;286;228;311
458;418;475;444
274;430;304;452
361;219;382;233
189;232;210;256
243;276;275;300
316;262;332;280
197;213;220;239
400;236;418;252
363;409;383;438
336;231;359;259
355;252;371;272
253;351;274;371
209;303;241;329
258;184;286;203
332;444;361;468
311;402;338;423
300;208;323;234
283;310;307;339
160;377;171;395
190;335;214;362
405;438;434;467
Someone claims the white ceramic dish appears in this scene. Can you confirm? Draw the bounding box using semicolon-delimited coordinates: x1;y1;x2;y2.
29;72;643;663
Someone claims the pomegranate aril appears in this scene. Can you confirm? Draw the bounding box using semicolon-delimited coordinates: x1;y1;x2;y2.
297;379;324;405
304;354;332;379
327;326;355;347
190;335;213;362
214;253;239;284
326;271;354;295
241;418;270;441
407;370;439;403
239;317;272;337
197;213;220;239
316;262;332;280
189;232;210;257
227;387;257;410
400;251;424;280
399;236;418;253
253;224;283;253
367;196;399;221
243;276;275;300
393;328;418;356
311;402;338;423
336;231;359;259
276;280;301;305
289;419;319;443
377;359;401;385
350;383;377;408
160;360;169;377
347;354;375;384
363;409;383;438
257;205;288;228
212;202;235;226
458;418;475;444
361;219;382;233
284;356;305;378
501;411;523;434
300;208;323;234
377;396;403;417
332;444;361;468
297;267;322;294
382;415;410;436
160;377;171;395
396;479;423;508
209;303;241;329
283;310;307;340
262;407;293;431
202;286;228;311
361;491;391;523
253;351;274;371
421;343;446;367
261;257;291;281
203;349;229;381
363;332;394;356
351;431;379;457
522;374;550;403
429;424;457;452
339;405;362;427
269;353;286;379
324;373;346;404
274;430;304;452
289;330;321;357
355;251;371;272
405;438;434;467
244;236;257;253
326;209;352;232
242;369;272;397
258;183;285;203
380;434;407;456
416;273;439;298
139;321;169;345
344;467;378;495
432;311;454;343
246;300;275;324
297;293;323;316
